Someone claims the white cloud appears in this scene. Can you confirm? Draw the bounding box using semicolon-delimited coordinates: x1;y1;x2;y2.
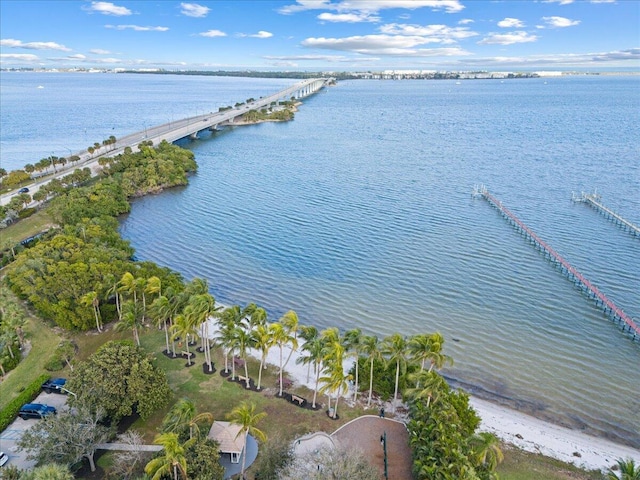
478;31;538;45
0;53;40;62
461;48;640;67
180;3;210;17
198;29;227;37
0;38;71;51
250;31;273;38
458;19;474;25
84;1;132;16
279;0;464;15
90;49;112;54
318;12;380;22
379;23;478;44
68;54;87;60
302;34;470;56
497;18;524;28
105;25;169;31
542;16;580;27
542;0;574;4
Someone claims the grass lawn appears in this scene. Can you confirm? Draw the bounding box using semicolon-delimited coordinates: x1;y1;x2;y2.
0;291;62;410
1;208;56;245
497;444;604;480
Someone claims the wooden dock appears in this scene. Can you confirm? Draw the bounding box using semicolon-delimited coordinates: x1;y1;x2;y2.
572;191;640;237
474;185;639;342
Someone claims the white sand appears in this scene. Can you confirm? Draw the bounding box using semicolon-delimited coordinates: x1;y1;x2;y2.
205;319;640;472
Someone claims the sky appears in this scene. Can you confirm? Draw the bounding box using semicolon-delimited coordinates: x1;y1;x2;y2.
0;0;638;71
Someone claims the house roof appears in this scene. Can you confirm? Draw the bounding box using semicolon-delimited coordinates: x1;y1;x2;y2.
208;421;245;455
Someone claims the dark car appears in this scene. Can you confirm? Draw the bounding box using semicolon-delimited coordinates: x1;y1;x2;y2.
18;187;29;193
41;377;67;394
18;403;57;420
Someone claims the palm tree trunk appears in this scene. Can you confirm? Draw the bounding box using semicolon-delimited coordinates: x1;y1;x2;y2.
368;357;374;407
393;360;400;413
164;322;171;353
240;432;248;477
278;346;284;396
257;356;265;390
244;359;250;388
87;453;96;472
312;362;320;408
333;394;339;419
353;361;359;402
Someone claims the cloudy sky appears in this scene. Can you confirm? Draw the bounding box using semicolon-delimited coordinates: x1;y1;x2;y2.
1;0;638;70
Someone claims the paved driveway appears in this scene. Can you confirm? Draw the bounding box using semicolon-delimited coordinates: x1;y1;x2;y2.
0;390;70;471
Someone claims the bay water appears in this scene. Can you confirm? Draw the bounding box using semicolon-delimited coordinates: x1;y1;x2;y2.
2;72;638;447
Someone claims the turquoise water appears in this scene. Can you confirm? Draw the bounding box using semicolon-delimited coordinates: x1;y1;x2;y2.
2;73;639;447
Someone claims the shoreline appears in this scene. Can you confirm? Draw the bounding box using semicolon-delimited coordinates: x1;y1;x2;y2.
236;335;640;473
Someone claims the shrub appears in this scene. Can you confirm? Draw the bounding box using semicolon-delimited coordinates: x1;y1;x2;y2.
0;373;49;431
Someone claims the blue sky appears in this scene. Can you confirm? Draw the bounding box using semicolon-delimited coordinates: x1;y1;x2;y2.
1;0;638;71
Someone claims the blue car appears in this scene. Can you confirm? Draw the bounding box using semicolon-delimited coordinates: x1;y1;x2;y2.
18;403;57;420
18;187;29;193
41;377;67;394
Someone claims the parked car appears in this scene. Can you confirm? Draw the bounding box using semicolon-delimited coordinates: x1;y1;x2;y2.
18;187;29;193
41;377;67;394
18;403;57;420
0;451;8;467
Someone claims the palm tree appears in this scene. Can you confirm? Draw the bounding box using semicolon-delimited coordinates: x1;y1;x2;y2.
171;314;198;365
426;332;453;372
470;432;504;473
343;328;362;401
80;291;102;332
227;401;267;478
279;310;300;371
149;295;173;355
298;325;319;382
145;432;188;480
270;322;296;397
218;305;246;376
234;325;253;387
162;398;214;442
607;458;640;480
252;323;273;390
382;333;409;413
115;300;144;346
185;293;218;372
405;369;447;408
361;335;382;407
319;362;351;419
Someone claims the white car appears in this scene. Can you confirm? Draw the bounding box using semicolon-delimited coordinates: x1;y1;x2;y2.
0;451;9;467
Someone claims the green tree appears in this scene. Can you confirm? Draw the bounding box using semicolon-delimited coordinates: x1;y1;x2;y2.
66;340;171;421
162;398;214;442
361;334;382;407
17;401;114;472
382;333;409;413
343;328;363;401
469;432;503;476
227;401;267;478
171;313;198;366
79;290;102;332
20;464;75;480
252;323;273;390
145;432;188;480
607;458;640;480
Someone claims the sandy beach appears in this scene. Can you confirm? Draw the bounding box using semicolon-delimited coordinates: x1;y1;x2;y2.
247;339;640;473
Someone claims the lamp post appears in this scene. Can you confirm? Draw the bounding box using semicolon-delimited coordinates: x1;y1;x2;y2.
380;431;388;480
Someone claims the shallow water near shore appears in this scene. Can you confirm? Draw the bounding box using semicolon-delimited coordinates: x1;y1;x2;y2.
2;72;639;447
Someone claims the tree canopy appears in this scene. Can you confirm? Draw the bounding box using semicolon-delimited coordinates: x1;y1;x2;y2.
66;340;171;421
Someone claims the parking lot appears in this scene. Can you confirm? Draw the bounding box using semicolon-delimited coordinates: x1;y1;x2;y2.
0;389;70;471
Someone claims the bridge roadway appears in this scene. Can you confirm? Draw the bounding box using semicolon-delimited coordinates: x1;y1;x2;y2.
1;78;330;207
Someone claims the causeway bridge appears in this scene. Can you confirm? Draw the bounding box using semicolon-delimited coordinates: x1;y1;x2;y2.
128;77;331;146
1;78;331;207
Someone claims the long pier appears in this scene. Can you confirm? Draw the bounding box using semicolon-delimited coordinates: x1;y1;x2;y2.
572;191;640;237
474;185;639;342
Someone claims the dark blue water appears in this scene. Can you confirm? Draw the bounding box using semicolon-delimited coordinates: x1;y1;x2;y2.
2;73;639;446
